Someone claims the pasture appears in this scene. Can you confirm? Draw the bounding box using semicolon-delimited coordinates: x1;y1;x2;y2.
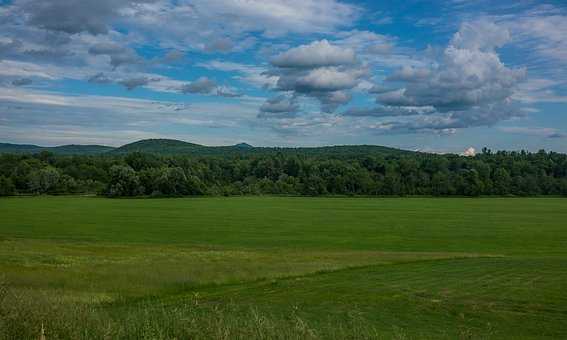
1;197;566;339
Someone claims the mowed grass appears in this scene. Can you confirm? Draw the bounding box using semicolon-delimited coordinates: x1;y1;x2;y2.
1;196;566;339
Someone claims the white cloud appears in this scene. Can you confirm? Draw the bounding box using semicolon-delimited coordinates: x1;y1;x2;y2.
462;147;476;156
451;20;510;51
197;60;278;89
179;77;217;94
265;40;367;114
271;40;356;68
88;42;142;68
347;19;527;134
188;0;360;37
258;95;299;118
343;105;436;117
120;0;359;52
282;67;363;92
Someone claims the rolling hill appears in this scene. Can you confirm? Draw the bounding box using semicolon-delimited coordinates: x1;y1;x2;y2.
1;138;412;157
110;139;203;155
0;142;115;155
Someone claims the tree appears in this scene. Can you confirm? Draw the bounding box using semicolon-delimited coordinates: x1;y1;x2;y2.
156;167;189;196
28;167;61;194
0;145;565;198
125;152;160;171
560;179;567;197
431;172;453;196
301;175;327;196
381;172;402;195
106;165;142;197
0;176;15;196
492;168;511;195
275;174;300;195
462;169;484;197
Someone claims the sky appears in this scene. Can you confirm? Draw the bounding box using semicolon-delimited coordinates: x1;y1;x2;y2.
0;0;566;153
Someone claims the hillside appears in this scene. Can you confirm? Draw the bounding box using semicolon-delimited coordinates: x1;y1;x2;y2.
112;139;411;156
0;142;115;155
1;138;411;157
110;139;203;155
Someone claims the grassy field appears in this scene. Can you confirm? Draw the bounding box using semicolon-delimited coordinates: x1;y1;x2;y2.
1;197;566;339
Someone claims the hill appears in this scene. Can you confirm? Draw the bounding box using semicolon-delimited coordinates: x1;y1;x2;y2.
1;138;412;157
110;139;203;155
234;142;254;148
112;139;411;156
0;142;115;155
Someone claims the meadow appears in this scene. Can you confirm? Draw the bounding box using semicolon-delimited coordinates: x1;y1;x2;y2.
1;196;566;339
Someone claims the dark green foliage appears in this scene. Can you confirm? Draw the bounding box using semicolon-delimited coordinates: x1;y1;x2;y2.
27;167;61;194
106;165;143;197
113;138;201;155
0;176;15;196
0;146;566;197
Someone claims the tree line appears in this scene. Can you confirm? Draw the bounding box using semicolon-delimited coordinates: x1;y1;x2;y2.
1;148;567;197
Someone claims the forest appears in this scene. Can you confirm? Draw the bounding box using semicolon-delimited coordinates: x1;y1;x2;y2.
1;148;567;197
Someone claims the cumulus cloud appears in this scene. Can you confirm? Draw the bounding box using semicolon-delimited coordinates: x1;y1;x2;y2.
368;84;394;94
343;105;436;117
204;38;234;53
22;0;156;35
88;42;141;69
271;40;356;68
365;103;520;135
380;30;525;111
347;20;527;134
180;77;217;94
179;77;242;98
264;39;367;115
198;60;278;89
175;0;359;37
216;86;242;98
281;67;364;93
22;48;74;62
451;20;510;51
386;66;431;82
88;72;113;84
260;113;343;137
258;95;299;118
116;0;359;54
334;30;393;55
317;90;352;113
118;76;158;90
158;50;186;64
462;147;476;157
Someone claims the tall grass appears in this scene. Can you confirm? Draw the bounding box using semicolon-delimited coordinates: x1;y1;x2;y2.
0;278;394;340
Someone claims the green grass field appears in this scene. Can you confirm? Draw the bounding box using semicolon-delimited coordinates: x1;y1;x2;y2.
1;197;566;339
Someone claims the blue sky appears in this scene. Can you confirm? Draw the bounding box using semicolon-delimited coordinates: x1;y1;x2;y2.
0;0;566;153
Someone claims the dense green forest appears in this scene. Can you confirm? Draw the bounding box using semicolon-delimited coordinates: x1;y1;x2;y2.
1;142;566;197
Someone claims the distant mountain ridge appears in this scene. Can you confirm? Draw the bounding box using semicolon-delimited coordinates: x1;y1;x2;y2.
0;142;115;155
0;138;410;156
